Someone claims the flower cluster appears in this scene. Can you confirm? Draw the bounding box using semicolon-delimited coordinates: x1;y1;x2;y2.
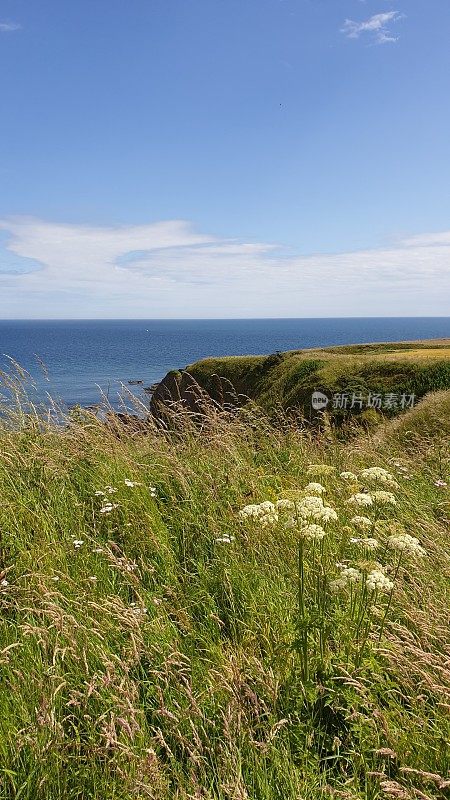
301;523;327;541
347;493;373;507
360;467;399;489
340;471;358;481
73;539;84;549
387;533;426;558
366;569;394;593
99;502;118;514
350;537;379;550
331;564;362;590
304;482;326;495
350;515;373;530
371;490;397;506
239;501;279;527
215;534;235;544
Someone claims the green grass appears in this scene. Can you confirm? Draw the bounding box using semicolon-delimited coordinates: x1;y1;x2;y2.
172;339;450;422
0;382;449;799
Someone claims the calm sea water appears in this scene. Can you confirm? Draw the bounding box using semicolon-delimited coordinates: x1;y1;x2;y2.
0;318;449;409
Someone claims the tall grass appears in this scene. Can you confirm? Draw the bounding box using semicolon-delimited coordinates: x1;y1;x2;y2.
0;382;449;799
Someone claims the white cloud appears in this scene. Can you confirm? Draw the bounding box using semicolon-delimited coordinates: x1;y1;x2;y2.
0;217;449;318
0;21;20;32
341;12;403;44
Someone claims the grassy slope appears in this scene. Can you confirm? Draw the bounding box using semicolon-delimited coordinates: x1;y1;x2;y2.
183;339;450;419
0;389;449;799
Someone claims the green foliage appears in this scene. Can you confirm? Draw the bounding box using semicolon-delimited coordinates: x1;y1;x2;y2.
0;386;449;798
186;341;450;424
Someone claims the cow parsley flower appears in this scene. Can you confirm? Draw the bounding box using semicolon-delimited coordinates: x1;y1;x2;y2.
331;565;362;590
260;512;279;527
372;491;396;506
350;537;379;550
99;502;118;514
301;523;327;541
276;499;295;510
73;539;84;549
387;534;426;558
304;482;326;495
347;493;373;507
350;515;373;531
318;506;338;523
239;501;278;526
124;479;142;487
340;471;358;481
215;534;235;544
366;569;394;593
434;479;448;488
297;496;324;515
360;467;399;488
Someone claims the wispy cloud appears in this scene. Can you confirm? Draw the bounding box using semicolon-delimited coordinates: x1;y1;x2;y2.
0;21;20;32
341;12;403;44
0;218;449;318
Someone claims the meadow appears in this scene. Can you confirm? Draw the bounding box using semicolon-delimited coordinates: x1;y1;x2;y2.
0;364;449;799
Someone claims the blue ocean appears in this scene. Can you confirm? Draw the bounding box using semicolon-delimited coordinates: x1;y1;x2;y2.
0;318;449;409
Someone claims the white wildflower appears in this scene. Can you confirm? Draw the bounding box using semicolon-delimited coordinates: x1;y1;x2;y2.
340;471;358;481
73;539;84;549
259;501;277;513
94;490;105;496
99;503;118;514
317;506;338;523
260;512;279;527
301;523;326;541
387;534;426;558
239;501;277;525
350;515;373;531
347;493;373;507
276;499;295;510
0;579;8;587
149;486;157;496
304;482;326;495
434;479;447;488
360;467;399;488
239;504;260;519
105;486;118;494
124;479;142;488
372;490;396;505
366;569;394;593
130;603;147;616
330;565;362;590
350;537;379;550
215;534;235;544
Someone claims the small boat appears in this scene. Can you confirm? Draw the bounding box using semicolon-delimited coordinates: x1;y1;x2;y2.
128;380;143;386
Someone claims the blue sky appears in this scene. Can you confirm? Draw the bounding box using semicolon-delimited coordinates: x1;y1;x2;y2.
0;0;449;317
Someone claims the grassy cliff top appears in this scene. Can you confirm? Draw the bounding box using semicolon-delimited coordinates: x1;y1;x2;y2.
180;338;450;417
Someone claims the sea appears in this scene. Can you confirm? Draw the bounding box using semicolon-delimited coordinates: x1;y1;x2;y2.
0;318;449;410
